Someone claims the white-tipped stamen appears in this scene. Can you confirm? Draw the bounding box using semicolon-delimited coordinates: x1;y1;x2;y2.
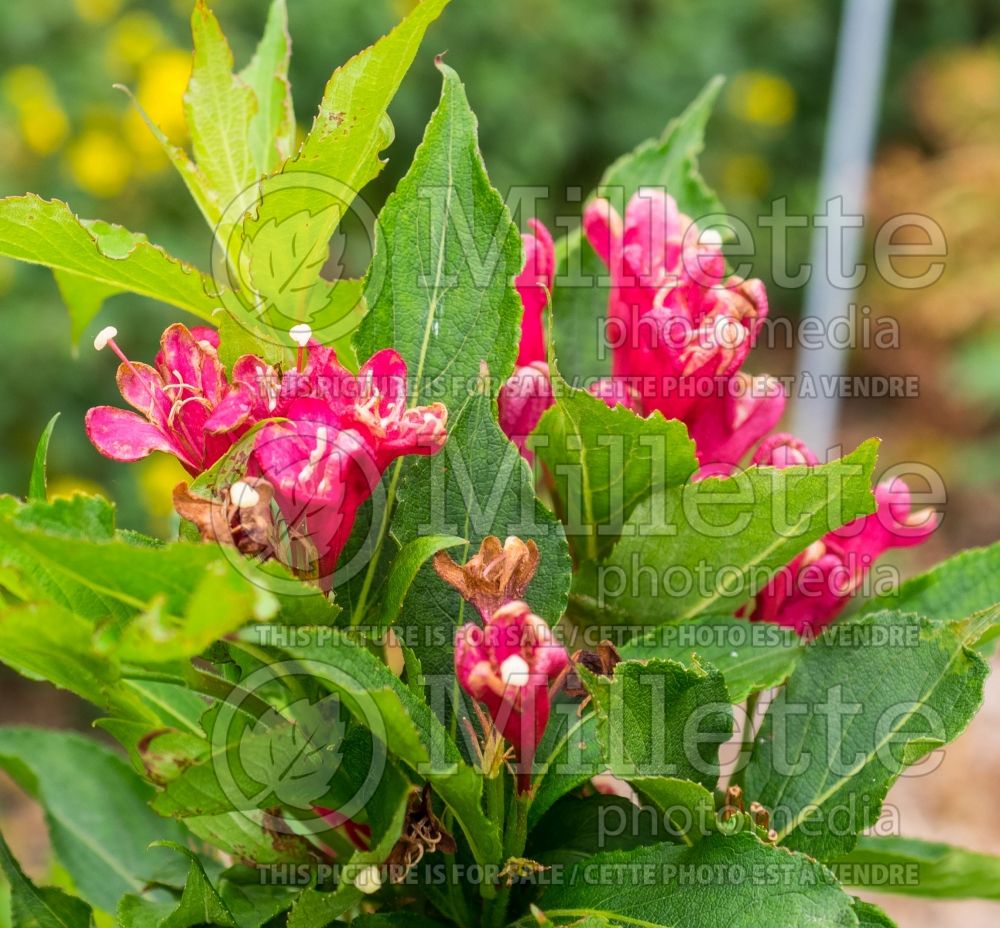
229;480;260;508
93;326;118;351
290;323;312;348
700;228;723;248
354;864;382;895
500;654;531;688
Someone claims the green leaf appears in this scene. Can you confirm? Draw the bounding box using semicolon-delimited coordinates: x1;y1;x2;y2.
238;0;295;176
530;709;602;829
238;0;450;336
185;1;257;214
745;610;991;860
580;659;731;788
587;439;879;624
28;414;59;502
0;196;218;322
0;604;155;722
355;61;523;413
371;533;466;629
551;78;726;381
833;835;1000;900
851;900;897;928
861;540;1000;628
533;376;697;561
620;614;803;703
52;272;123;347
389;392;571;679
0;829;94;928
0;728;186;914
534;831;857;927
282;629;501;865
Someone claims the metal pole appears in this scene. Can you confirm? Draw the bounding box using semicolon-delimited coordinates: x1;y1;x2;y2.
789;0;896;454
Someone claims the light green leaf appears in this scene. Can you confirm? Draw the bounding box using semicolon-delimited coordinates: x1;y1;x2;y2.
238;0;295;175
851;900;897;928
534;831;857;927
0;728;186;915
533;375;697;561
28;414;59;502
239;0;450;335
185;1;257;214
861;540;1000;629
745;610;991;860
356;61;523;412
371;533;466;629
621;614;803;703
0;829;94;928
833;835;1000;900
0;196;218;321
588;440;879;624
551;78;726;381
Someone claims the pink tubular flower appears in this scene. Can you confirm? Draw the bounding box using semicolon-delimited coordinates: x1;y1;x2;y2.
750;434;939;634
454;601;569;792
254;347;447;586
86;323;255;475
583;189;785;466
499;220;557;453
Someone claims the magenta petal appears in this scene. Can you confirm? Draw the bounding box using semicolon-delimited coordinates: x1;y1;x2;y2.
85;406;179;463
359;348;408;416
116;361;171;426
205;384;255;434
499;363;555;456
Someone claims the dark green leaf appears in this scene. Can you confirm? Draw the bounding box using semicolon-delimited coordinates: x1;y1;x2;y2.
28;414;59;502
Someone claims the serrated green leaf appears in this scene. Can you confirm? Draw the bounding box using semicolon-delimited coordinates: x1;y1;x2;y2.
0;728;186;914
851;900;897;928
238;0;295;175
534;831;857;927
586;440;879;624
356;61;523;413
388;392;571;680
238;0;449;337
551;78;726;382
833;835;1000;900
149;842;237;928
745;610;991;860
185;2;258;214
52;271;123;348
530;708;602;829
0;829;94;928
0;196;218;322
860;540;1000;629
580;659;731;788
533;375;697;561
28;414;59;502
621;614;803;703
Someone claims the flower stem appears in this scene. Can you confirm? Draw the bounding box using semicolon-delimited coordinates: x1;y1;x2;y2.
484;789;529;928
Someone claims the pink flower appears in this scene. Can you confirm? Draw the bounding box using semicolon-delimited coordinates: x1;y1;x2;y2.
583;189;785;466
86;324;255;475
498;361;555;455
454;601;569;792
254;347;447;586
515;219;556;368
750;434;939;634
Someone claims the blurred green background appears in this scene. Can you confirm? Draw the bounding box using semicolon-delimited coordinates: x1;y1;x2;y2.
1;4;1000;924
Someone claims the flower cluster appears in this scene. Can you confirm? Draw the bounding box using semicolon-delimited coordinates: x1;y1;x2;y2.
583;188;783;467
87;323;447;585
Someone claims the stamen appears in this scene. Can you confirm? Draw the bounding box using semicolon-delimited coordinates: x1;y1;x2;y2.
290;323;312;373
93;325;133;368
500;654;531;688
229;481;260;508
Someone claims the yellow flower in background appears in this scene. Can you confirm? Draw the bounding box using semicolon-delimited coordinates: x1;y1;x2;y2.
136;454;186;530
722;153;772;198
73;0;124;24
2;65;69;156
67;127;133;198
104;11;165;73
123;48;191;173
727;70;796;128
47;475;108;502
